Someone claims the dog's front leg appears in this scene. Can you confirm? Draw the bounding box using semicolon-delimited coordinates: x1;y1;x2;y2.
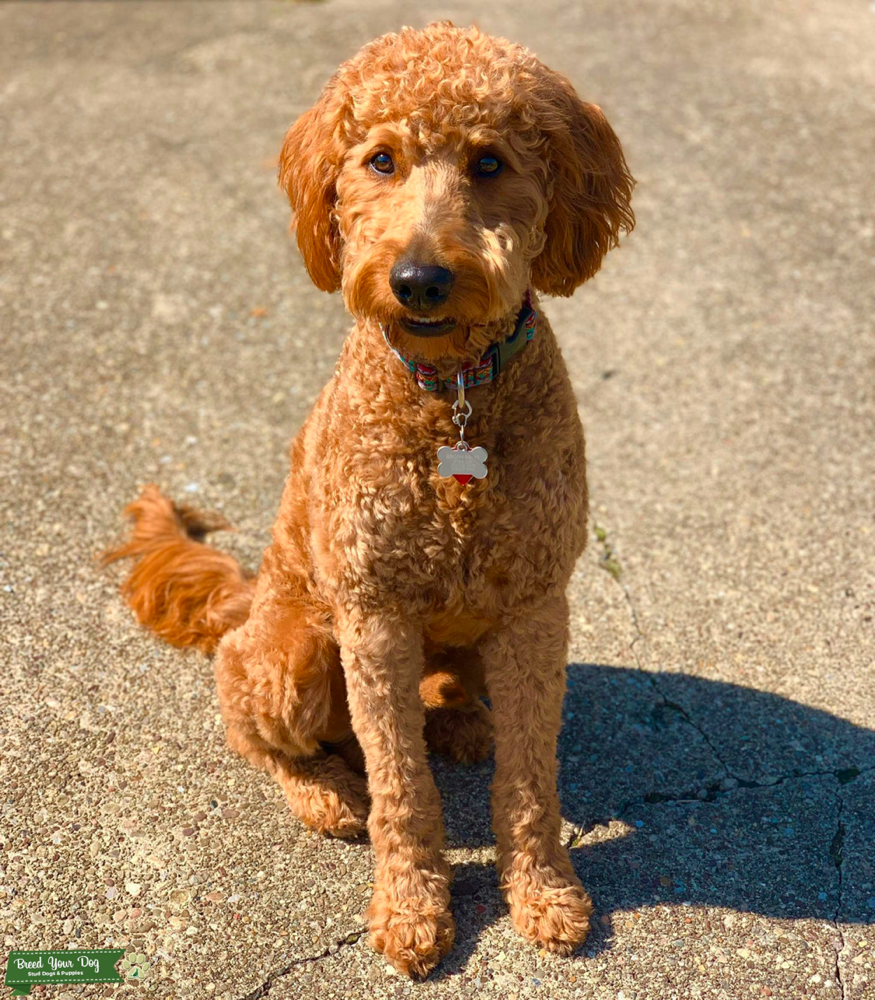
483;594;593;955
336;611;454;978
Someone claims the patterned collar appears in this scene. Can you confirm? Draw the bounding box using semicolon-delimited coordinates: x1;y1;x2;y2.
383;298;537;392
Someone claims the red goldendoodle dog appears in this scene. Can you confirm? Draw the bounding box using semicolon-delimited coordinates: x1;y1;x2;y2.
107;22;634;978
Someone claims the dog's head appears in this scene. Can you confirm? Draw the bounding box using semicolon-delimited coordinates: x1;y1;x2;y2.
279;22;634;362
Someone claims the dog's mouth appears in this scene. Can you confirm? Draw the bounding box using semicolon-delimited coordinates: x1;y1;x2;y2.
399;315;457;337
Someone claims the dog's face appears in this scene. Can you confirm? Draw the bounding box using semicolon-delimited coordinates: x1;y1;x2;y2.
280;23;634;361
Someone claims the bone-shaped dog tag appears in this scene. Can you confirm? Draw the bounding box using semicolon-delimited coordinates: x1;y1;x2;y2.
437;443;488;484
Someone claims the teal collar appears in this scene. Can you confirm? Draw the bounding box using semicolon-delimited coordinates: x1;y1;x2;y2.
384;299;537;392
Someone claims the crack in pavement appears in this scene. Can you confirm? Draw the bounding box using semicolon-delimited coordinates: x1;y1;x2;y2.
579;520;874;990
586;522;875;789
566;761;875;845
592;522;735;776
235;930;363;1000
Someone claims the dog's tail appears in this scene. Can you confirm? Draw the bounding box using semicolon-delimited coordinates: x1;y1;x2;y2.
103;485;255;654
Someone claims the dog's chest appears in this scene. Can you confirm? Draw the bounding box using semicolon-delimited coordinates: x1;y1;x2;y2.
319;440;587;617
309;333;588;615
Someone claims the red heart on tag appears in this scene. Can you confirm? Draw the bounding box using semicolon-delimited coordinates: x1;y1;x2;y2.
452;474;473;484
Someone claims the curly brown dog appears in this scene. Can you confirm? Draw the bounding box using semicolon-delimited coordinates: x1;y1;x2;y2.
106;22;633;978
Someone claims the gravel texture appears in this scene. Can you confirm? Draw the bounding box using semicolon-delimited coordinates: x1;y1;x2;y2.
1;1;873;998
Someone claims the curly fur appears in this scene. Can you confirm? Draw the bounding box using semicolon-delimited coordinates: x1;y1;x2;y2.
103;486;254;652
108;22;633;977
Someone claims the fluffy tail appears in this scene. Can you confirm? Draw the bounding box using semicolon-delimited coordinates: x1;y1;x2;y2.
103;485;255;653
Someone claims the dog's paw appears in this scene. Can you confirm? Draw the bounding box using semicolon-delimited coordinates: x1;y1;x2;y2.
281;757;369;838
368;884;455;978
504;869;592;955
424;701;493;764
302;771;369;838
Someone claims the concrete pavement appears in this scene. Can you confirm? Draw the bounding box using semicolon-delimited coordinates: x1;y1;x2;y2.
1;1;873;997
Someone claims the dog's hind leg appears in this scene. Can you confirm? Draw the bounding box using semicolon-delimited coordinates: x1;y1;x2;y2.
227;732;368;838
421;646;493;764
424;701;493;764
215;578;368;838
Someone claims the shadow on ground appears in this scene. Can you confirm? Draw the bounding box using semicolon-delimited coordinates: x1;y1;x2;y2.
427;664;875;979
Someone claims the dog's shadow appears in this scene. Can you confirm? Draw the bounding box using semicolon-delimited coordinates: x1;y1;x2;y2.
428;662;875;978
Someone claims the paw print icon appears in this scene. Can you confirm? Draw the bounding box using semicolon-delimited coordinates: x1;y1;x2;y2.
437;445;488;484
119;952;151;981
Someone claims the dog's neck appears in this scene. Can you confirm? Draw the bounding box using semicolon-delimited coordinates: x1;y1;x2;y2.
383;301;537;393
363;293;537;385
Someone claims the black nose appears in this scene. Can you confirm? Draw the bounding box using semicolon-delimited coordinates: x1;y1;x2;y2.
389;261;455;311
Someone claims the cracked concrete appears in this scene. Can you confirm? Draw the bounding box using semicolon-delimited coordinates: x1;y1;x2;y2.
236;931;364;1000
586;447;873;1000
2;0;874;998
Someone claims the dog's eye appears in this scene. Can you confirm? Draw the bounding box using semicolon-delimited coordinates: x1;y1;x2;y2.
475;154;502;178
370;152;395;175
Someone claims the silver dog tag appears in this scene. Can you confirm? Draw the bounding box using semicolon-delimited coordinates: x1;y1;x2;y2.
437;442;488;484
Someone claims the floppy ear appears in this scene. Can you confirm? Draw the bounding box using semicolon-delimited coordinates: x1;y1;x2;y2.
530;73;635;296
278;82;348;293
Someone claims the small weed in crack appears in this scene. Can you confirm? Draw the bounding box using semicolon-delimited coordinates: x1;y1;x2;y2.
593;523;623;581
